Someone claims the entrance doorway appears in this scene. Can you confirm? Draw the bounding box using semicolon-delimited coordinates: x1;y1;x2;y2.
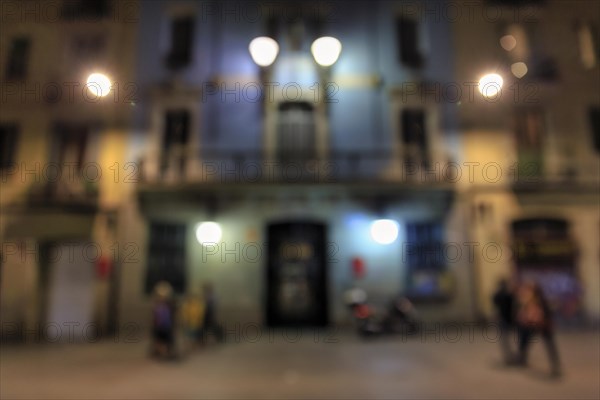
45;242;96;341
266;222;328;327
512;218;581;321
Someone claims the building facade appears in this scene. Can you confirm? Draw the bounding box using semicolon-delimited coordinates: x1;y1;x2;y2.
0;0;138;340
452;0;600;322
122;0;468;329
2;0;598;341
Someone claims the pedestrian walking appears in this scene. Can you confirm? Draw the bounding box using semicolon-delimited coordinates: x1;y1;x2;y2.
516;281;562;378
492;278;516;364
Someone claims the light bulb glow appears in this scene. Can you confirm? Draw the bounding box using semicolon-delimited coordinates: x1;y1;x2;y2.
500;35;517;51
86;73;111;97
249;37;279;67
311;36;342;67
195;222;222;245
478;73;503;98
511;62;528;78
370;219;399;245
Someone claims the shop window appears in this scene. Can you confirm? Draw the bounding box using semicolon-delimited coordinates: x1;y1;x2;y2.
405;221;450;300
512;218;581;320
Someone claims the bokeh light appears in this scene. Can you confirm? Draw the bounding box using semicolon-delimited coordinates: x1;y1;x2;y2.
478;73;503;98
370;219;399;244
511;62;528;78
311;36;342;67
86;73;111;97
249;37;279;67
195;222;222;245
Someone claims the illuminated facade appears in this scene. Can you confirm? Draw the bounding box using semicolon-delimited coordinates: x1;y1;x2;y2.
123;0;466;327
1;1;598;341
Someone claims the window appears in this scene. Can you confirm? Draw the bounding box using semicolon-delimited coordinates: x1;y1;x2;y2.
166;16;195;69
163;110;190;149
276;102;316;165
500;23;558;81
396;17;423;68
145;222;186;295
404;221;447;298
515;108;544;150
0;124;19;170
589;107;600;153
401;109;429;168
62;0;111;20
5;37;30;80
514;108;544;178
511;218;581;319
161;110;190;176
53;123;89;171
71;34;106;60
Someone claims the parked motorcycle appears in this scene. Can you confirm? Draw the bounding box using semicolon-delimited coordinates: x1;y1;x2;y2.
345;288;420;338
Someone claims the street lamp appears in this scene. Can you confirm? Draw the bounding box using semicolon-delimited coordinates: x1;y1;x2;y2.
370;219;399;245
478;73;503;98
249;37;279;67
195;222;222;246
86;73;112;97
311;36;342;67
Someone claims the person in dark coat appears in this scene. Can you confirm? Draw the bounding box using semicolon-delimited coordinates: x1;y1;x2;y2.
492;278;516;364
516;281;562;378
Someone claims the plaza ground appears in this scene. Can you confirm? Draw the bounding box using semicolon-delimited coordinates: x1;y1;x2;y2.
1;329;599;399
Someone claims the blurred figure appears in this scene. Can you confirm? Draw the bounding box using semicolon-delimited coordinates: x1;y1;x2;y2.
151;281;177;359
343;285;367;309
385;295;419;335
180;289;205;352
492;278;516;364
201;282;223;343
516;281;562;378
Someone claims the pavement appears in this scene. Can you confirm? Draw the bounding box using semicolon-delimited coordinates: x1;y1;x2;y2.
1;328;599;399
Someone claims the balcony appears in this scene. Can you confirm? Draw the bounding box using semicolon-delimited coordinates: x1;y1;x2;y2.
136;150;457;187
134;150;456;216
24;180;99;213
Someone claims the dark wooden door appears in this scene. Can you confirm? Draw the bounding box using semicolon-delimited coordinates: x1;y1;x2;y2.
266;222;328;327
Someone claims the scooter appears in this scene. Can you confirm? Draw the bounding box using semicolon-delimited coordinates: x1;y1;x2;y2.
346;290;420;338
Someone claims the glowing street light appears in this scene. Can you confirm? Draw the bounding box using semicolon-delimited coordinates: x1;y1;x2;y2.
370;219;399;245
311;36;342;67
249;37;279;67
195;222;222;246
478;73;503;98
86;73;112;97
